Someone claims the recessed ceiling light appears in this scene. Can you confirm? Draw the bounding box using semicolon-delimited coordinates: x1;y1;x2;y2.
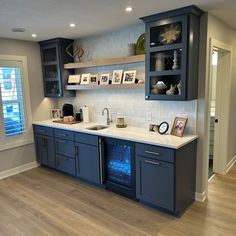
125;6;133;12
11;28;25;33
32;34;37;38
70;23;76;28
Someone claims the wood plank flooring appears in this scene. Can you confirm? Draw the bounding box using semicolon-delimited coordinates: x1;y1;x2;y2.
0;165;235;236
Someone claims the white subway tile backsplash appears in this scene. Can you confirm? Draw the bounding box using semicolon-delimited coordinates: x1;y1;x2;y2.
58;89;197;134
59;24;197;134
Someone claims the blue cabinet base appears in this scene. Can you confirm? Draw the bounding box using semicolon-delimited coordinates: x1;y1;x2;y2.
33;125;197;217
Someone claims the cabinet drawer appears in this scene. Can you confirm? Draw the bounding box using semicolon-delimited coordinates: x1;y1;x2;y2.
56;154;75;175
54;129;74;141
74;132;98;146
33;125;53;136
135;143;174;163
55;138;75;158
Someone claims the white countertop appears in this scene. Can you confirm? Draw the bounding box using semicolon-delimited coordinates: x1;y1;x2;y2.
33;120;198;149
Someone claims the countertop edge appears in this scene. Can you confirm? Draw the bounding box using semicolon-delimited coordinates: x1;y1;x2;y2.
33;121;198;149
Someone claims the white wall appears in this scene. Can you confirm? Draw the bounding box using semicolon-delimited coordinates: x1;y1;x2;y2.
0;38;57;173
59;24;198;134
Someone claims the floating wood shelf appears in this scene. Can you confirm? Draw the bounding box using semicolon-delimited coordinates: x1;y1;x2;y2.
66;83;144;91
64;54;145;69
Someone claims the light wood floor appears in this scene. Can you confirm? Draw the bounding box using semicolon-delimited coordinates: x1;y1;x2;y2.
0;165;235;236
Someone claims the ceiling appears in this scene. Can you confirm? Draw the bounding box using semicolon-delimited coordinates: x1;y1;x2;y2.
0;0;236;42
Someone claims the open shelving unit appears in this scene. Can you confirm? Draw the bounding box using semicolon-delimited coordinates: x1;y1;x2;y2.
64;54;145;69
66;83;144;91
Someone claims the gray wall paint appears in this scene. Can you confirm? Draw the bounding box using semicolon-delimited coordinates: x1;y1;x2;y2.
206;14;236;165
197;13;236;194
0;38;57;172
196;13;208;194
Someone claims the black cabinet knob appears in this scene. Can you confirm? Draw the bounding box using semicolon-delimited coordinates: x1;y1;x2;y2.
215;119;218;123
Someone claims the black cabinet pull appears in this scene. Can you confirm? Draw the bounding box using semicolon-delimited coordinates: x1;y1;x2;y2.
145;160;161;166
145;150;160;156
57;140;67;144
39;129;46;133
99;138;104;184
75;145;79;155
57;156;69;161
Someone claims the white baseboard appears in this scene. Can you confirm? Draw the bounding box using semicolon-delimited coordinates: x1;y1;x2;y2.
0;161;38;180
226;155;236;173
195;191;206;202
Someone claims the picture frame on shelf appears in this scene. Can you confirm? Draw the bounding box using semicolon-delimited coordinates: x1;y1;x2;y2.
50;109;62;120
170;117;188;137
90;74;99;85
123;70;136;84
68;74;81;84
112;70;123;84
100;73;110;85
81;73;91;84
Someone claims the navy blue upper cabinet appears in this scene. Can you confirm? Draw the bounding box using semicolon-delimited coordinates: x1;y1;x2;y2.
39;38;75;98
141;5;204;101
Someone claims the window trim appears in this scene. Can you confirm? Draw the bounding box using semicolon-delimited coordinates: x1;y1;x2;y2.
0;55;33;151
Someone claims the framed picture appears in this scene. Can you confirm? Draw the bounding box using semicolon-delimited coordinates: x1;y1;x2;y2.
50;109;62;120
90;74;99;85
123;70;136;84
81;73;91;84
68;75;80;84
100;73;110;85
112;70;123;84
170;117;188;137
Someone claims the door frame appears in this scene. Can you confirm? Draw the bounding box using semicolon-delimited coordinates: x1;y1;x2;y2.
204;38;232;188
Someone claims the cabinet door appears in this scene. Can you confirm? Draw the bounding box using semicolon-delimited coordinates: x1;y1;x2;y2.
56;154;76;176
136;156;174;211
35;134;55;168
75;143;100;184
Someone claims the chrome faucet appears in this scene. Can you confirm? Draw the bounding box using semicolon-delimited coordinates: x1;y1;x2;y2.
102;107;112;125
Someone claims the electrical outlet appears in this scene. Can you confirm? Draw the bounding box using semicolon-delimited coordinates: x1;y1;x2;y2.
147;112;152;121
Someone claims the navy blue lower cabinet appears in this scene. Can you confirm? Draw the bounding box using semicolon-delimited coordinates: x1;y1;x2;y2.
135;140;197;216
136;155;174;211
34;134;55;168
56;154;76;175
75;142;100;184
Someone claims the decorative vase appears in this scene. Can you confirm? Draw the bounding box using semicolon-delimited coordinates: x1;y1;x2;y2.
177;82;181;95
172;50;179;70
166;84;177;95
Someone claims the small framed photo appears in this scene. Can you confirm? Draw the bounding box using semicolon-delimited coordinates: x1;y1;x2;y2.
68;75;80;84
112;70;123;84
90;74;99;85
81;73;91;84
170;117;188;137
100;73;110;85
123;70;136;84
51;109;62;120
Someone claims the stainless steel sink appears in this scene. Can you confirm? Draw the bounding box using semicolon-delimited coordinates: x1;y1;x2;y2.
86;125;109;131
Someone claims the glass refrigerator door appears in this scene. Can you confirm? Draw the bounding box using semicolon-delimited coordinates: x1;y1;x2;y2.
105;141;132;188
